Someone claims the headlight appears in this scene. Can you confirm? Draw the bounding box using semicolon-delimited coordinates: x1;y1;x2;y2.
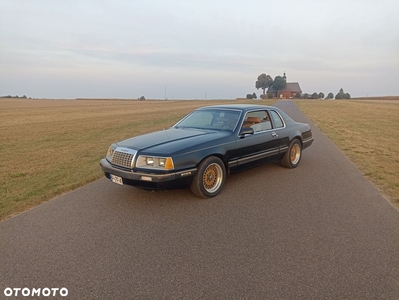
106;144;117;161
145;157;154;165
136;156;174;170
159;158;166;167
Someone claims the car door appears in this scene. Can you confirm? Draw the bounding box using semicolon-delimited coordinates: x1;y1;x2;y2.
233;110;282;166
268;109;290;151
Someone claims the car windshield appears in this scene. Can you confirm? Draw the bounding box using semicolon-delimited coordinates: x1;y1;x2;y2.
175;109;241;131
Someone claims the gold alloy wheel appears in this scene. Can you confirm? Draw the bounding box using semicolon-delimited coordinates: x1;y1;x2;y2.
290;143;301;165
202;163;223;193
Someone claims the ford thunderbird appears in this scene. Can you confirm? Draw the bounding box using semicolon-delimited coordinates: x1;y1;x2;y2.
100;104;314;198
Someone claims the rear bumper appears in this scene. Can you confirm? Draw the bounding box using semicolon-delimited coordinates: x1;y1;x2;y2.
302;136;314;150
100;159;196;189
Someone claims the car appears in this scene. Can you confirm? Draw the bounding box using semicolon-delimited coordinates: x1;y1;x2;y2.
100;104;314;198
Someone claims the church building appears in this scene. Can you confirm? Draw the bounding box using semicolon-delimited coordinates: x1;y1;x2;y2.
267;73;302;99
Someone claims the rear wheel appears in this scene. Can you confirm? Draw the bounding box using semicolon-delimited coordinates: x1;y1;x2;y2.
281;139;302;168
190;156;226;198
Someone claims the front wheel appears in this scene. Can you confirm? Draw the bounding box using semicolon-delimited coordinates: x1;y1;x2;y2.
281;139;302;168
190;156;226;198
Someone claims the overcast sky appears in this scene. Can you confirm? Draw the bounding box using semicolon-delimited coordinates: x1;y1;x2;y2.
1;0;398;99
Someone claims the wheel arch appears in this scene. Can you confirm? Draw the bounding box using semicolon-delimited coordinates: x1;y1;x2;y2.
290;134;303;146
198;153;230;175
288;128;304;146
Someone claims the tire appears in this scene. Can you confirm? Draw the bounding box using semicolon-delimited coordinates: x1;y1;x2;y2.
190;156;226;198
281;139;302;168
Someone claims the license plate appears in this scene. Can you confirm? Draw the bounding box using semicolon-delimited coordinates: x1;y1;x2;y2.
110;174;123;185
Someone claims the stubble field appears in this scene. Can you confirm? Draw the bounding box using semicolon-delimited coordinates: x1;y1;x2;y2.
1;98;398;220
0;98;272;220
296;99;399;209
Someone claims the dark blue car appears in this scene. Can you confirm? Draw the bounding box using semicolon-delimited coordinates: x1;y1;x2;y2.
100;104;314;197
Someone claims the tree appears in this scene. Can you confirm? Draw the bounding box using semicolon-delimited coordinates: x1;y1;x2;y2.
295;92;301;99
327;92;334;99
318;92;325;99
255;73;273;96
335;88;350;100
246;94;253;99
139;96;145;100
267;92;274;99
303;93;309;99
271;76;287;98
311;92;318;99
252;92;257;99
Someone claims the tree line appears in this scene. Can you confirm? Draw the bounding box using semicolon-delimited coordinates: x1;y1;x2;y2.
1;95;30;98
246;88;351;100
246;73;351;100
300;89;350;99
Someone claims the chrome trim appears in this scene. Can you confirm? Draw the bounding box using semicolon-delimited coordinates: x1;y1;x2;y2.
250;126;287;136
228;160;238;167
110;147;138;169
303;136;314;144
237;109;287;138
237;149;279;165
302;137;315;147
180;171;192;177
269;110;287;129
136;155;174;170
280;146;289;152
101;159;197;182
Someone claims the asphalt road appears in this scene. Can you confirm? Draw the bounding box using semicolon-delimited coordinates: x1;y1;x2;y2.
1;101;399;299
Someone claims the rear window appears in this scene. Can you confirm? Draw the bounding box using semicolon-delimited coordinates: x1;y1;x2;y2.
270;110;284;128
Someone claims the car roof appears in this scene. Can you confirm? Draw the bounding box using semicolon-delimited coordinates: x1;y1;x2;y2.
196;104;276;111
190;103;297;125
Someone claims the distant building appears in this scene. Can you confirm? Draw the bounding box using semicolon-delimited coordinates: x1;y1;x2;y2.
267;73;302;99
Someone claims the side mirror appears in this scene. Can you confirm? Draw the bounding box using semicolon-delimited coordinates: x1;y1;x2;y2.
239;127;254;138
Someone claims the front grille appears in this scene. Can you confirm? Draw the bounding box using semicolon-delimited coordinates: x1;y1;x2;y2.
111;148;137;169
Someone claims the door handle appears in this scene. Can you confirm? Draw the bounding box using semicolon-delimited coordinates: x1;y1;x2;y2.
272;132;278;138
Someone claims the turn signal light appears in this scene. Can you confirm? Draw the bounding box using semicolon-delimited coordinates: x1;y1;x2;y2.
164;157;174;170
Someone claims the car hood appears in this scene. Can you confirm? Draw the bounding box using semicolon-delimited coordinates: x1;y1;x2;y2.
116;128;232;155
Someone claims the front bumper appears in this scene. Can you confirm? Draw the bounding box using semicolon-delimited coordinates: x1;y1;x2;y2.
100;159;197;189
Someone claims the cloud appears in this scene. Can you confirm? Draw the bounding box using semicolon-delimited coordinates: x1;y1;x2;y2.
1;0;399;98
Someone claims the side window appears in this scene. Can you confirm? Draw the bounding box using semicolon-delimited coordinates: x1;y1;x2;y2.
269;110;284;128
242;110;272;132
